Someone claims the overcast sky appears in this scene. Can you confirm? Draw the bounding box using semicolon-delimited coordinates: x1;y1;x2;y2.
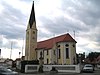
0;0;100;60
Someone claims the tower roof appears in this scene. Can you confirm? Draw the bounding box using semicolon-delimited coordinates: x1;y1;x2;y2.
29;1;36;28
36;33;77;50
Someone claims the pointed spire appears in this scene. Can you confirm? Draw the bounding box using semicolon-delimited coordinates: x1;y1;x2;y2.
29;1;36;28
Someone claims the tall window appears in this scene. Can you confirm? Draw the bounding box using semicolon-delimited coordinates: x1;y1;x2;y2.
40;51;42;58
47;50;48;55
54;50;56;55
58;49;61;59
66;48;69;58
47;58;49;64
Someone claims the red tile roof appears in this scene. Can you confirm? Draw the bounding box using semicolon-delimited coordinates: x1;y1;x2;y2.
36;33;76;50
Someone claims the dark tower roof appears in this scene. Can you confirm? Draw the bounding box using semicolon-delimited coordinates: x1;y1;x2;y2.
29;1;36;28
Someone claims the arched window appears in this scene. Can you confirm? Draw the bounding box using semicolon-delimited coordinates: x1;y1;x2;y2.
57;45;60;47
65;44;69;47
73;44;75;47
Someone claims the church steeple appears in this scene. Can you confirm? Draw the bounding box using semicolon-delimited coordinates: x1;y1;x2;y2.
25;1;37;60
29;1;36;28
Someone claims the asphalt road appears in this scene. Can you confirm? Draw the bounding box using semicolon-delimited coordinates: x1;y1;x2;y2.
78;69;100;75
19;68;100;75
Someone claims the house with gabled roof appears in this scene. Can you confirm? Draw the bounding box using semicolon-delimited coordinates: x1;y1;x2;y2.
25;1;77;65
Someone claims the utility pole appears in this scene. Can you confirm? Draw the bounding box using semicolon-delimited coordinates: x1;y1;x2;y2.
0;49;1;58
10;41;13;59
22;37;24;56
73;30;75;39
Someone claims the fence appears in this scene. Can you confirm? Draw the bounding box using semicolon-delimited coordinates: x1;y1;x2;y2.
25;65;39;73
25;64;81;73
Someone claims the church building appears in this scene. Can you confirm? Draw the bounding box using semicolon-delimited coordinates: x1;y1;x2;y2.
25;1;77;65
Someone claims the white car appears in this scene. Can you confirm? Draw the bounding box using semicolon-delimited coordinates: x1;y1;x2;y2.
0;66;19;75
82;64;94;73
97;64;100;69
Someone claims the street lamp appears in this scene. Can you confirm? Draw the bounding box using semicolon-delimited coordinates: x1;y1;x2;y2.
79;53;82;71
79;53;81;64
38;51;43;73
19;52;21;58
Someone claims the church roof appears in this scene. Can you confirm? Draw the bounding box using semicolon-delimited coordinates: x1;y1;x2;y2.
37;33;76;50
29;1;36;28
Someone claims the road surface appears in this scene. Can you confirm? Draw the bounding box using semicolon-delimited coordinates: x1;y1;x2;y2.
19;68;100;75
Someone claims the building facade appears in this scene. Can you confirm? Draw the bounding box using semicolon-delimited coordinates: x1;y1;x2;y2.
25;1;77;65
36;34;77;65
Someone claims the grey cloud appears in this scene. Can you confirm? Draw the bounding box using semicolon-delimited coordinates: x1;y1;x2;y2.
20;0;40;4
20;0;37;2
61;0;100;27
20;0;33;2
88;0;100;7
38;16;89;35
37;31;52;41
0;41;2;48
0;1;26;39
0;0;100;54
1;40;21;49
37;0;100;53
0;1;27;50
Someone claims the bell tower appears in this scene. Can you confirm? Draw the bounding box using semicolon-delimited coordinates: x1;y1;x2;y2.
25;1;37;60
